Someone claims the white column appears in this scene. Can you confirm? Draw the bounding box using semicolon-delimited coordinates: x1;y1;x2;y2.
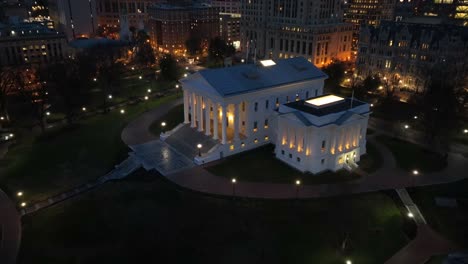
213;103;219;140
191;92;196;128
234;103;240;141
221;105;227;144
198;95;203;132
244;101;250;137
184;90;189;124
205;99;211;136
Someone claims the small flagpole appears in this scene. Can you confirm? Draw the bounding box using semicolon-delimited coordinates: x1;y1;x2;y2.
350;90;354;109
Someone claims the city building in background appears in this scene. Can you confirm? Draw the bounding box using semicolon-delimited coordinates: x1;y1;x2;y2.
240;0;354;67
212;0;241;45
356;17;468;93
48;0;98;40
147;1;219;54
0;21;69;66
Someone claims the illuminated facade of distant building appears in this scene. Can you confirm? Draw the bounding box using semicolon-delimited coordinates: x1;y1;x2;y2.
240;0;354;67
95;0;152;30
0;22;69;66
212;0;241;45
48;0;98;40
147;2;219;54
356;18;468;92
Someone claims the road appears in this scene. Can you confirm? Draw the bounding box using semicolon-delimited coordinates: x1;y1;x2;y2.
0;189;21;264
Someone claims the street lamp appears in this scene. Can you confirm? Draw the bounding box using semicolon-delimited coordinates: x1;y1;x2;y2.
120;109;125;114
17;191;23;197
408;212;414;218
231;178;237;195
46;111;50;116
108;94;113;99
20;202;26;207
295;180;301;198
184;73;188;77
197;143;202;156
414;115;418;119
144;96;149;100
464;129;468;134
412;170;419;175
147;89;151;93
175;84;179;89
82;107;86;112
346;260;352;264
139;76;142;80
404;124;409;129
131;66;135;70
93;78;97;82
161;122;166;133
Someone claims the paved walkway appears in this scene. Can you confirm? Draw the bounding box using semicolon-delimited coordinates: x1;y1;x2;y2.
121;98;183;145
0;189;21;264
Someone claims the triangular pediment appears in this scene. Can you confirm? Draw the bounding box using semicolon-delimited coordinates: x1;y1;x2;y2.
180;72;224;98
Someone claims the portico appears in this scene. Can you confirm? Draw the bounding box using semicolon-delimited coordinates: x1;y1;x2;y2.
183;89;248;144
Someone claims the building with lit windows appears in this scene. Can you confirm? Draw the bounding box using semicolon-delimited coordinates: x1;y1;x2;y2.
95;0;153;31
356;18;468;92
166;57;370;174
240;0;354;67
48;0;98;40
212;0;241;44
0;21;69;66
147;2;219;54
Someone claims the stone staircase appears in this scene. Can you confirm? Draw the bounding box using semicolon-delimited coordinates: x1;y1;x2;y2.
164;124;218;159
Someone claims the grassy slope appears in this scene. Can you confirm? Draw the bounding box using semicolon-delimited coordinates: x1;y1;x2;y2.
0;94;180;202
19;170;408;264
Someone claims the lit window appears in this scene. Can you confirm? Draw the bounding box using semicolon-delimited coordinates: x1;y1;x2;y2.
264;136;269;141
254;138;258;144
230;145;234;151
264;119;269;128
241;142;245;147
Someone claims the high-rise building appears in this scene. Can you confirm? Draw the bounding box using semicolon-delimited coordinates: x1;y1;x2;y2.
344;0;396;27
147;2;219;54
212;0;241;45
0;21;70;66
48;0;98;40
356;18;468;92
240;0;354;67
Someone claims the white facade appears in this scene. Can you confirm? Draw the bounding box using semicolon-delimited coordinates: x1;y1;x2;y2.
275;95;370;174
175;57;370;174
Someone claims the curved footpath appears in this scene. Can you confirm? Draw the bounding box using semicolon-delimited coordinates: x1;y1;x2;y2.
0;189;21;264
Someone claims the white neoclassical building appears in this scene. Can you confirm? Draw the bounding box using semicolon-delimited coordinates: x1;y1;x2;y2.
167;57;370;174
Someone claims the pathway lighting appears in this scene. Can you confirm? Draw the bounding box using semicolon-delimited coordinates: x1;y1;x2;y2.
139;76;142;80
144;96;149;100
346;260;352;264
197;143;202;156
108;94;113;99
82;107;87;111
17;191;23;197
161;122;166;133
120;109;125;114
404;124;409;129
464;129;468;134
414;116;418;119
408;212;414;218
412;170;419;175
20;202;26;207
46;111;50;116
147;89;151;93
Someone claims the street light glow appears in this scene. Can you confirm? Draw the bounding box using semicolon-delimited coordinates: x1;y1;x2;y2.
184;73;188;77
131;67;135;70
120;109;125;114
139;76;142;79
232;178;236;183
161;122;166;127
0;116;4;120
413;170;419;175
464;129;468;134
147;89;151;93
108;94;113;99
144;96;149;100
414;116;418;119
404;124;409;129
197;143;202;149
46;111;50;116
17;191;23;197
93;78;97;82
295;180;301;185
408;212;414;218
82;107;86;111
346;260;352;264
175;84;179;88
20;202;26;207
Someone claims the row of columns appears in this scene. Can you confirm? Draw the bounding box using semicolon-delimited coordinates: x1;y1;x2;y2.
183;90;242;145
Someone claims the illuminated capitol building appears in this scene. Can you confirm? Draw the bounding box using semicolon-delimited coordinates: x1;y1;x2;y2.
163;57;370;174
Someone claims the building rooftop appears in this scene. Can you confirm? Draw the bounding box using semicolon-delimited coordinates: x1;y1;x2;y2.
284;94;367;117
194;57;328;97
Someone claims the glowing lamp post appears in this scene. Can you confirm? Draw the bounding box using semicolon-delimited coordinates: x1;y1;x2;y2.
197;143;202;157
108;94;113;99
295;180;301;198
161;122;166;133
408;212;414;218
231;178;237;196
17;191;23;197
346;260;352;264
147;89;151;93
120;109;125;114
464;129;468;134
20;202;26;207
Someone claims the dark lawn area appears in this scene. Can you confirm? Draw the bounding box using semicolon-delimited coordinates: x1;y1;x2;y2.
371;100;420;122
410;179;468;249
0;94;180;202
149;104;184;136
358;141;384;174
376;135;447;173
19;170;408;264
206;145;368;185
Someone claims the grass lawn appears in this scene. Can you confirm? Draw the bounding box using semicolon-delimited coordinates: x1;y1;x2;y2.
148;104;184;136
206;145;362;185
18;170;408;264
0;94;180;202
376;135;447;173
409;179;468;248
358;141;384;174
